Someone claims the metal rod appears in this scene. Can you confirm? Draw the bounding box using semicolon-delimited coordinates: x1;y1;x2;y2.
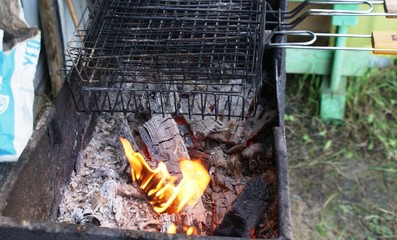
273;45;397;53
269;31;318;46
268;0;397;29
268;30;397;53
269;0;388;15
314;33;372;38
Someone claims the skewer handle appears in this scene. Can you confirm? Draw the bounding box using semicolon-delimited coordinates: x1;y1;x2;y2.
372;31;397;54
384;0;397;18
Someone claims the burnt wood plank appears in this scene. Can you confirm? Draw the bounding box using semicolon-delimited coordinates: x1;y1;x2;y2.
273;126;292;240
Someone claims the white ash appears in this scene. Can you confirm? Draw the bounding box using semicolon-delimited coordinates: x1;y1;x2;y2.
57;113;161;231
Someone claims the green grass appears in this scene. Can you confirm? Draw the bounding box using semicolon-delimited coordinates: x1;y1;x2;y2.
285;66;397;239
345;67;397;159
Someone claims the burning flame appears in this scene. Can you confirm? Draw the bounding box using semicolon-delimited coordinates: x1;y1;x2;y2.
167;223;197;235
119;137;210;214
167;223;177;234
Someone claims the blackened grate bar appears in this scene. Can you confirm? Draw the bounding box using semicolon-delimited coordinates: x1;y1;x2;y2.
67;0;267;119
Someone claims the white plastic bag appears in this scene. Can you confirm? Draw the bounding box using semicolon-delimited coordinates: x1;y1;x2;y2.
0;29;41;161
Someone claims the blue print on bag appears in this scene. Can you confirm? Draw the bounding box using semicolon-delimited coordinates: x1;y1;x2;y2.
24;39;40;65
0;49;16;155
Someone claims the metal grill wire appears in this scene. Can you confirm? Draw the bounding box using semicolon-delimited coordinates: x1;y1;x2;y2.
67;0;266;119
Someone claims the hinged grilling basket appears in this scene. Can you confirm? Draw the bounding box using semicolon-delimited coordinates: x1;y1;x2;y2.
67;0;271;119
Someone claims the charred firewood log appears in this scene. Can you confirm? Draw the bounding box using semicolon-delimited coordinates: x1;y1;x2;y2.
213;174;275;238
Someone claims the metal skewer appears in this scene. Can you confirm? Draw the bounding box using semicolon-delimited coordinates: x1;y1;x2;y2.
266;0;397;54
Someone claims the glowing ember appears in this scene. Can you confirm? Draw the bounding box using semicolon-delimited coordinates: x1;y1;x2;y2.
166;223;197;235
119;137;210;214
185;226;197;235
167;223;177;234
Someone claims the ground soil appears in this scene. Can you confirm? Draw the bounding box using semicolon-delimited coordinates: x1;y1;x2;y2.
285;75;397;240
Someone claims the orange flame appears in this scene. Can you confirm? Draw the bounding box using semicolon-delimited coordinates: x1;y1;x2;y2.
119;137;210;214
167;223;197;235
167;223;177;234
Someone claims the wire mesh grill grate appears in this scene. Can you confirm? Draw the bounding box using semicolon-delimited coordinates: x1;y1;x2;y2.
67;0;267;119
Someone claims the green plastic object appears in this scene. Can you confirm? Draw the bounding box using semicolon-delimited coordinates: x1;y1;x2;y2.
286;49;369;76
332;4;360;26
330;26;348;93
320;76;346;124
319;4;359;123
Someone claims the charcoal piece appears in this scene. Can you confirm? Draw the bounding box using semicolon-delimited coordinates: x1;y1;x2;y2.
81;214;101;226
213;175;275;238
213;212;246;237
